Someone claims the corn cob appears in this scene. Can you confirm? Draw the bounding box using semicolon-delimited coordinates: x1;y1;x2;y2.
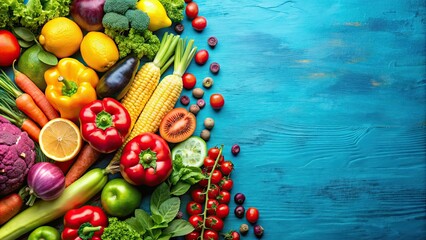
120;32;180;128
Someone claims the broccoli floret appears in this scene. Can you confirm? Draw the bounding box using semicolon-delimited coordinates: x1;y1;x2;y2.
104;0;137;14
102;12;129;31
158;0;185;23
140;30;161;60
101;217;141;240
125;9;150;32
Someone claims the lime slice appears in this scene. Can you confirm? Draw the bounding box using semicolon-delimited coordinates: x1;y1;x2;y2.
172;136;207;167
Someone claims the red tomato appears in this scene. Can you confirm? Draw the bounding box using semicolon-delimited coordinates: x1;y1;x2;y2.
198;169;209;187
217;190;231;204
208;184;220;199
205;215;224;232
210;169;223;184
192;16;207;31
207;147;224;163
186;201;203;216
220;161;234;176
206;198;219;215
182;73;197;89
188;215;204;231
216;204;230;219
185;2;199;19
210;93;225;110
219;177;233;191
195;49;209;65
224;231;241;240
246;207;260;224
185;231;200;240
0;30;20;67
191;187;206;203
203;230;219;240
203;156;216;170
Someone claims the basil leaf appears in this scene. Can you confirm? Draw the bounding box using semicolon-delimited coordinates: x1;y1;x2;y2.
170;181;191;196
150;183;170;216
135;209;153;230
151;214;164;225
150;221;168;230
159;197;180;223
152;228;162;239
18;39;34;48
125;217;146;235
162;219;194;237
13;27;35;42
37;50;58;66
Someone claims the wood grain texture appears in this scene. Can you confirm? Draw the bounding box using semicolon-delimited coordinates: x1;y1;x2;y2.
1;0;425;239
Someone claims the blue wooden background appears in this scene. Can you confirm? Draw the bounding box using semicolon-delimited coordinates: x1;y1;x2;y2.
2;0;426;239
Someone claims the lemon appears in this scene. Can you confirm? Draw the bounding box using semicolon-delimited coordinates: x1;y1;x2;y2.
39;118;82;162
136;0;172;31
80;32;119;72
39;17;83;58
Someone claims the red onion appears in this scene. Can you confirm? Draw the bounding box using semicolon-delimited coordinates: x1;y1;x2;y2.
26;162;65;206
70;0;106;31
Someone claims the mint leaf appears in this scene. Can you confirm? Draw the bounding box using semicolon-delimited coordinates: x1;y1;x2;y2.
170;181;191;196
125;217;146;235
151;214;164;225
159;197;180;223
150;183;170;216
135;209;154;229
162;219;194;237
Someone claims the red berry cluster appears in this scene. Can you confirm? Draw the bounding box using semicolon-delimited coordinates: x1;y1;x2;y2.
185;146;238;240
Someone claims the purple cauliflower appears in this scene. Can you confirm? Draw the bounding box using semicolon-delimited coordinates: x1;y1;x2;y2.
0;116;36;196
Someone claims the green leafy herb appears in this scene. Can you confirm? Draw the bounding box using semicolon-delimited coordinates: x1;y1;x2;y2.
168;155;204;195
37;50;58;66
170;181;191;196
162;219;194;237
150;183;170;216
158;197;180;223
13;27;35;42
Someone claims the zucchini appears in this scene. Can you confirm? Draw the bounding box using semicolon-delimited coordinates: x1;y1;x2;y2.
0;168;108;240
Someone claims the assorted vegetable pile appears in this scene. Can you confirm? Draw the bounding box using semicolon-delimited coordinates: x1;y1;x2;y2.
0;0;265;239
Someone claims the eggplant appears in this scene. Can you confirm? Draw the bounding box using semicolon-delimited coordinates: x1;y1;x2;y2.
96;55;140;100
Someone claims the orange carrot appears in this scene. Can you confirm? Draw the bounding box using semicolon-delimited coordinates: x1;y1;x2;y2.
15;93;48;127
65;144;102;187
12;65;59;120
20;118;41;143
0;193;23;225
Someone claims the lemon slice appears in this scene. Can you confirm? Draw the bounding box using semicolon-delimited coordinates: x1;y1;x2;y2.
171;136;207;167
39;118;82;162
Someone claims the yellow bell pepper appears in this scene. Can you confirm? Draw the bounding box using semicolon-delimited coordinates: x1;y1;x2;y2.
44;58;99;122
136;0;172;31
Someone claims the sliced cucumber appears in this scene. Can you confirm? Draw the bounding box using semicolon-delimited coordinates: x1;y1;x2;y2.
171;136;207;167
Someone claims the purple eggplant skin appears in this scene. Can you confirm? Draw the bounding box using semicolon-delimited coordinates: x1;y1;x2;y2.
96;55;140;100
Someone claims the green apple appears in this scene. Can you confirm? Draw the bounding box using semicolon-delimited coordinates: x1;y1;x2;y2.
101;178;142;217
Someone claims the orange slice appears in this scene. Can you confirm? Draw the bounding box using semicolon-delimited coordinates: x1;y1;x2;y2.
39;118;82;162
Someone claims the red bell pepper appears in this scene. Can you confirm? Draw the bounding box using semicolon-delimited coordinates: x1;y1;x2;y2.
79;97;131;153
62;205;108;240
120;133;173;187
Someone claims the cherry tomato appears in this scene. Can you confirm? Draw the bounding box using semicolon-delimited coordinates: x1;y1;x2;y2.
208;184;220;199
217;190;231;204
207;147;224;163
185;230;200;240
224;231;241;240
192;16;207;31
195;49;209;65
210;93;225;110
246;207;260;224
191;187;206;203
203;156;216;170
0;30;20;67
220;161;234;176
186;201;203;216
182;73;197;89
206;198;219;215
205;215;224;232
184;0;192;3
210;169;223;184
188;215;204;231
219;177;233;191
216;203;230;219
198;170;209;187
185;2;199;19
203;230;219;240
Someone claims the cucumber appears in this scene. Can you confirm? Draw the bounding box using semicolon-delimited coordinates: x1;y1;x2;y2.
171;136;207;167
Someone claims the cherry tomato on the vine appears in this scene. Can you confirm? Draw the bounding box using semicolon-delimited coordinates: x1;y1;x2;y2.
192;16;207;31
186;201;203;216
208;184;220;199
224;231;241;240
207;147;224;163
195;49;209;65
216;203;230;219
203;156;216;170
217;190;231;204
182;73;197;90
205;215;224;232
191;187;206;203
185;230;200;240
219;177;233;191
203;230;219;240
246;207;260;224
207;198;219;215
210;169;223;184
220;161;234;175
210;93;225;110
185;2;199;19
188;215;204;231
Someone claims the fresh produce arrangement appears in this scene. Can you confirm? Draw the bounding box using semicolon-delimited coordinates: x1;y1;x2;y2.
0;0;265;239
